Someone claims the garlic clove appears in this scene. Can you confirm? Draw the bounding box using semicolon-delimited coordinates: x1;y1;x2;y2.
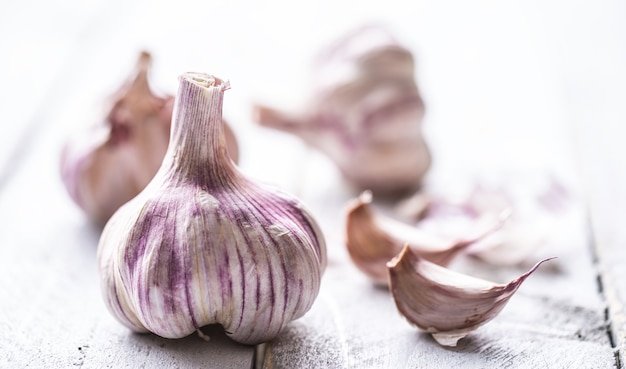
253;24;430;196
344;191;402;284
60;51;173;223
387;244;555;346
98;72;326;345
345;191;502;285
60;51;240;224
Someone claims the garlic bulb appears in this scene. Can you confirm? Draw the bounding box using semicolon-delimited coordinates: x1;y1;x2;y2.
253;24;431;195
387;245;554;346
97;72;326;345
60;51;240;224
345;191;501;285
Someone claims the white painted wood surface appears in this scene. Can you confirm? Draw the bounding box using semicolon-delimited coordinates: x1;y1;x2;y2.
1;0;625;368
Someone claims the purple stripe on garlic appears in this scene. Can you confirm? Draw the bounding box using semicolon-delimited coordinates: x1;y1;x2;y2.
98;72;326;345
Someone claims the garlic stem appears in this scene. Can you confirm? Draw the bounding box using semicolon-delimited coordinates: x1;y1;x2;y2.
164;74;235;186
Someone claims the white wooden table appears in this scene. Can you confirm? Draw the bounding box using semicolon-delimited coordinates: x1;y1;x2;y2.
1;0;625;367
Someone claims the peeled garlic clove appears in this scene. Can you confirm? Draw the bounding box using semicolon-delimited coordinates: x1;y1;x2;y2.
387;245;554;346
345;191;493;285
253;24;430;196
98;72;326;345
59;51;240;224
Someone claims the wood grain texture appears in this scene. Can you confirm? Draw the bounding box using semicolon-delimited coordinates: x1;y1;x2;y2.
571;54;626;368
559;1;626;365
1;0;624;368
575;110;626;368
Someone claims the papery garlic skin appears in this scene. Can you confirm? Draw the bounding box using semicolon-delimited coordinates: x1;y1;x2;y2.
396;176;569;266
463;178;567;266
60;52;239;224
254;25;430;195
387;245;553;346
98;73;326;345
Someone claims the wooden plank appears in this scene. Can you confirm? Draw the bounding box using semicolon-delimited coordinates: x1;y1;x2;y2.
572;68;626;368
548;0;626;366
1;0;623;368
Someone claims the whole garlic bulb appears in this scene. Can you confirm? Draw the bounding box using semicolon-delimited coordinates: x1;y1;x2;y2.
253;24;431;196
97;72;326;345
60;51;240;224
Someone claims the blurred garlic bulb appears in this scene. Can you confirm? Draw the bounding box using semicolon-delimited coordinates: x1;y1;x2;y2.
388;245;554;346
253;25;430;196
98;72;326;345
344;191;501;285
60;51;240;224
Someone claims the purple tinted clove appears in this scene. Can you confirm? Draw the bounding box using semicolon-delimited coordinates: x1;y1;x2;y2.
387;245;554;346
60;51;239;224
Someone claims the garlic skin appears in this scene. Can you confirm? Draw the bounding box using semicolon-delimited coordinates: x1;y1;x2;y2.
60;51;240;224
345;191;498;285
387;245;554;346
396;175;570;266
253;25;430;195
97;72;326;345
463;178;569;266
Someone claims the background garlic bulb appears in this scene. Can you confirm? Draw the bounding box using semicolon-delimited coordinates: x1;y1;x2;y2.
253;24;431;196
60;51;240;224
98;72;326;345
